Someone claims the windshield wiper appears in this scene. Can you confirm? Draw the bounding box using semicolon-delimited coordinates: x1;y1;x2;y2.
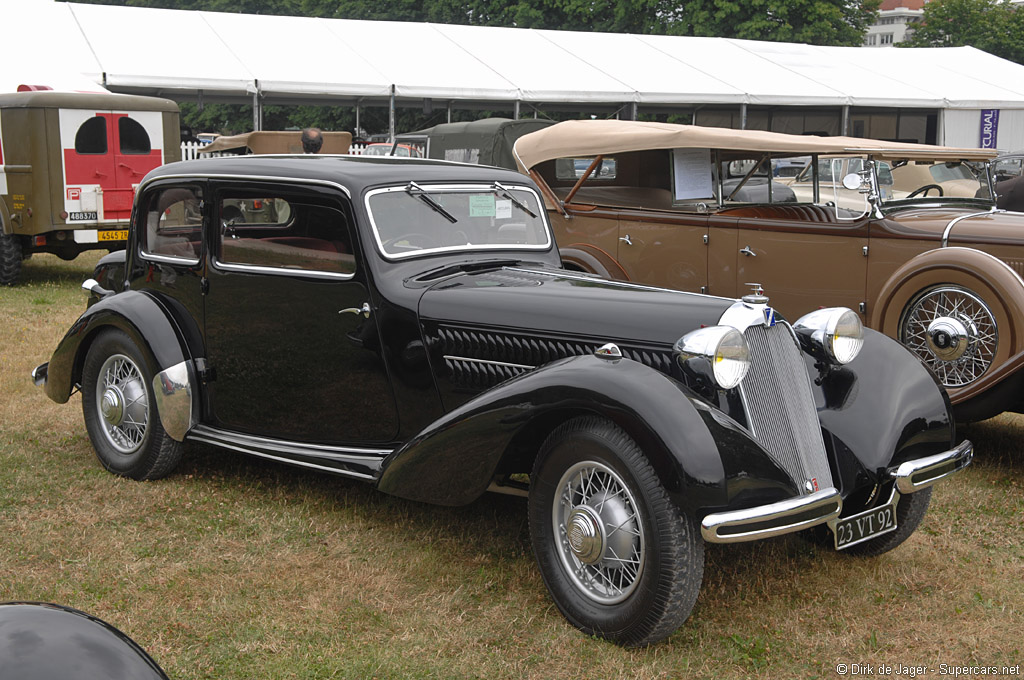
492;182;538;218
405;182;457;223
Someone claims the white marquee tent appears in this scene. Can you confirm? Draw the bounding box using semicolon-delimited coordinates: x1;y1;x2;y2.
7;0;1024;149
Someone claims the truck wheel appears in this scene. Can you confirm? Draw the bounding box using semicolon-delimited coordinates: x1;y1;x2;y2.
528;416;704;646
0;233;22;286
81;329;183;480
898;285;997;388
844;488;932;557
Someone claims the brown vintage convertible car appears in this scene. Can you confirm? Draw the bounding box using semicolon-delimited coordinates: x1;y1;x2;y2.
513;120;1020;421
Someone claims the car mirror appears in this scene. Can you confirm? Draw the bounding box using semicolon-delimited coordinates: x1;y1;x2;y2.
842;173;863;191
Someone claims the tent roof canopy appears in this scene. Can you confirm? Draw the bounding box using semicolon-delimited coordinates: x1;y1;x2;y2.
9;1;1024;111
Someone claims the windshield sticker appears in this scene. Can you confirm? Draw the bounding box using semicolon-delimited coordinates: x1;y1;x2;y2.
469;195;496;217
495;199;512;219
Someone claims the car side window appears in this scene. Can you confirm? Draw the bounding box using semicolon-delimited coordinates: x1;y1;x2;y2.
141;186;203;262
217;190;355;276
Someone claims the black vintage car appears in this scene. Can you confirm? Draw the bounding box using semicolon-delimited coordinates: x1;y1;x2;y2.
33;155;972;646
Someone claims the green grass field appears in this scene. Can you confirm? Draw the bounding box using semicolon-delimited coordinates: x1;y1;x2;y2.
1;253;1021;679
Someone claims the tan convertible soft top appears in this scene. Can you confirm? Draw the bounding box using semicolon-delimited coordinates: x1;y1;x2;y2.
200;130;352;155
513;119;996;171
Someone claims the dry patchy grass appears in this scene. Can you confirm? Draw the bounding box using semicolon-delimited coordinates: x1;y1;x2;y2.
1;254;1021;679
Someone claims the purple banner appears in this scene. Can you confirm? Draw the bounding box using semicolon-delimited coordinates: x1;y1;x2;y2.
980;109;1000;149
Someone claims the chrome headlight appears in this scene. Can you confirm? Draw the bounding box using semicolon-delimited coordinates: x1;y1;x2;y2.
674;326;750;390
793;307;864;365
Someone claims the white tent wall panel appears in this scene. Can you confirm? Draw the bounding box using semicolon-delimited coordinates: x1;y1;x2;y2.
943;109;1024;152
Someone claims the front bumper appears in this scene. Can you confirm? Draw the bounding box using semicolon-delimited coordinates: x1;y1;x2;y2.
888;439;973;493
701;439;973;544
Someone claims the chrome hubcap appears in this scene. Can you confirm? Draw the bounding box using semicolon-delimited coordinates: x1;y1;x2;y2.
900;286;997;387
95;354;149;455
553;461;645;604
926;316;970;362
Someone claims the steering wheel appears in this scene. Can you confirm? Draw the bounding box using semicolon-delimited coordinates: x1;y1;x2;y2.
907;184;944;198
383;233;436;250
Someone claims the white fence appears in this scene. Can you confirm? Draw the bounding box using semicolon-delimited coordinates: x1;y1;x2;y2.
179;140;419;160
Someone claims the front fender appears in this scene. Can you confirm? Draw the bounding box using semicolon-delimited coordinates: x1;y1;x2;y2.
811;327;955;498
870;246;1024;413
42;290;193;405
377;354;798;511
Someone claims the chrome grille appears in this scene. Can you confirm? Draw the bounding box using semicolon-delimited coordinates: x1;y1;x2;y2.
742;323;833;493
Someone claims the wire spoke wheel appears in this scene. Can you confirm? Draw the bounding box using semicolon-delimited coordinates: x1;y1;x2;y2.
94;353;150;455
899;285;997;387
553;461;646;604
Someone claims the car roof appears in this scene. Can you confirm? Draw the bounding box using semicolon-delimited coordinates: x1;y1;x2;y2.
513;119;997;171
144;154;536;195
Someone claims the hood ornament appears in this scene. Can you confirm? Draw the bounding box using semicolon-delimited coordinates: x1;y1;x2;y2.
741;282;770;305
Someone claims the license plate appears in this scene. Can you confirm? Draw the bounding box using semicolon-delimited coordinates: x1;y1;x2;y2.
98;230;128;242
832;496;898;550
69;211;98;221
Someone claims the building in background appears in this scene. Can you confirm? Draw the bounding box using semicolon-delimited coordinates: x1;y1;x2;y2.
864;0;925;47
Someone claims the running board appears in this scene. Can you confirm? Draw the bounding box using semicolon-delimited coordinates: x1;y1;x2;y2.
187;424;394;481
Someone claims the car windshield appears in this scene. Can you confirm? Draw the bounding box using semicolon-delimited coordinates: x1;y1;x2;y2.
882;160;992;207
366;183;551;259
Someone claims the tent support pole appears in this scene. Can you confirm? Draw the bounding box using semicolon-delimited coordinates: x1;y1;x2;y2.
389;85;396;142
842;105;850;136
740;103;747;130
447;101;452;123
628;102;637;121
252;86;261;131
514;100;520;119
355;105;360;138
197;89;204;112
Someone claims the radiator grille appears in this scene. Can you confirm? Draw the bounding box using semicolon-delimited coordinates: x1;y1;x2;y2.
742;324;833;493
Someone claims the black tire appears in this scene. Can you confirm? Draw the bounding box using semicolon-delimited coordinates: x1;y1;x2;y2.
844;487;932;557
0;232;22;286
528;416;704;646
81;329;183;480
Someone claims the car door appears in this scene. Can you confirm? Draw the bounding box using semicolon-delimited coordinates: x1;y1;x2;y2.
203;181;400;444
616;214;709;294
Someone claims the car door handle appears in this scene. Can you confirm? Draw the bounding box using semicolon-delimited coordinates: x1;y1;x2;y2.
339;302;371;318
739;246;757;257
619;235;633;246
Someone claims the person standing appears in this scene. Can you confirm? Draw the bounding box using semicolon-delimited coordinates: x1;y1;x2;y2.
301;127;323;153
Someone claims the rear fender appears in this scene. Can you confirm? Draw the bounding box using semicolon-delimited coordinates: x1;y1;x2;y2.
43;290;195;406
558;243;630;280
377;354;797;510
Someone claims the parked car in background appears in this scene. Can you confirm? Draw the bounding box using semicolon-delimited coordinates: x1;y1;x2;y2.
514;119;1023;422
0;90;180;285
359;142;422;157
33;154;970;645
398;117;553;169
990;151;1024;212
197;130;352;155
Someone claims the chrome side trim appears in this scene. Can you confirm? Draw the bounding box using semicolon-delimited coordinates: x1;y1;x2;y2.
186;424;391;481
888;439;973;494
701;487;842;543
140;252;201;267
941;209;1003;247
442;355;535;370
212;259;355;281
152;360;196;442
31;362;48;388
